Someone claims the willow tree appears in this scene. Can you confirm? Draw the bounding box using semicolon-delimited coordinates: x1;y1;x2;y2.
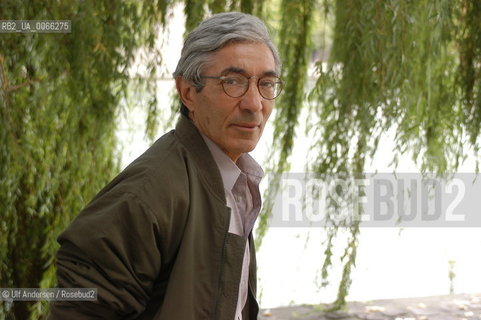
1;0;481;318
271;0;481;309
0;1;169;318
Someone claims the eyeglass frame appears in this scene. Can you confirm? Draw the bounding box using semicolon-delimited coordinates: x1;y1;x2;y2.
200;73;284;100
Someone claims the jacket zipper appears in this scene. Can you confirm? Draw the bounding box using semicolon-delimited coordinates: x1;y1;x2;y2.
213;208;231;320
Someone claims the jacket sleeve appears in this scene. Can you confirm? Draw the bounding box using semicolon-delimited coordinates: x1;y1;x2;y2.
48;190;164;319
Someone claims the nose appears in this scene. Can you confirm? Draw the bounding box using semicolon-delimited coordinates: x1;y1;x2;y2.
239;78;263;113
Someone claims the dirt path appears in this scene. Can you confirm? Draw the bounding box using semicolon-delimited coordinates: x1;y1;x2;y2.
259;293;481;320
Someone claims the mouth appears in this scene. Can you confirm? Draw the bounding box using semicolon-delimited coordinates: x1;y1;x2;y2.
231;123;260;131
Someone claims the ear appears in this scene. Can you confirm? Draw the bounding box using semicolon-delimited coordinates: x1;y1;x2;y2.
175;77;196;112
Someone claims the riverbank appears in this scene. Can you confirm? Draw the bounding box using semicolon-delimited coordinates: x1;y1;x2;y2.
259;293;481;320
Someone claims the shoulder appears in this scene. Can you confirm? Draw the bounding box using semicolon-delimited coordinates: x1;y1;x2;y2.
82;116;224;219
105;130;192;211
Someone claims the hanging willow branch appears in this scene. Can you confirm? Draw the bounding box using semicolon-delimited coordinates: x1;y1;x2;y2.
184;0;207;33
306;0;469;310
458;0;481;158
255;0;316;248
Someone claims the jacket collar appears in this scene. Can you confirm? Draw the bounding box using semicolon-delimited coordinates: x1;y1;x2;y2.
201;134;241;192
174;115;226;204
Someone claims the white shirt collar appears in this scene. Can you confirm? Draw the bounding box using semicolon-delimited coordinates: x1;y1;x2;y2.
201;134;264;192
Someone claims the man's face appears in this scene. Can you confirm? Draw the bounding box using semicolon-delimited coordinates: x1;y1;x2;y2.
186;42;277;162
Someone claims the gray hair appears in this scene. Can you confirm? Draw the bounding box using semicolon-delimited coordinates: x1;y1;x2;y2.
173;12;281;115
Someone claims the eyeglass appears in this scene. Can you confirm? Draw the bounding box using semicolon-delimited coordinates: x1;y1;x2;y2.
201;73;283;100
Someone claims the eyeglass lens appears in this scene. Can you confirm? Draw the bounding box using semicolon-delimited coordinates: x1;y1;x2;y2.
221;73;282;99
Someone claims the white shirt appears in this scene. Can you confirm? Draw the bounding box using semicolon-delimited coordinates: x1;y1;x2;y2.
202;135;263;320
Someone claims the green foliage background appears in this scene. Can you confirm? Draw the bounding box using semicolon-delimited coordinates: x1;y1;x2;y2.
1;0;480;318
0;1;167;318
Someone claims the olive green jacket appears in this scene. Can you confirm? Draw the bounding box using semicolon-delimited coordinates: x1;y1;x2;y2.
48;115;259;319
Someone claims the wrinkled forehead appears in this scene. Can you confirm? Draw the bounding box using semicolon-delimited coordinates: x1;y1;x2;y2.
203;41;278;76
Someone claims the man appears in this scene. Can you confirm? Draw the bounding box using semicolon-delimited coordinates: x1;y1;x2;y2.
48;11;282;320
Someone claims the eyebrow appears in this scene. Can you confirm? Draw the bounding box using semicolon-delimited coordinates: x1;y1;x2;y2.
220;66;279;77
